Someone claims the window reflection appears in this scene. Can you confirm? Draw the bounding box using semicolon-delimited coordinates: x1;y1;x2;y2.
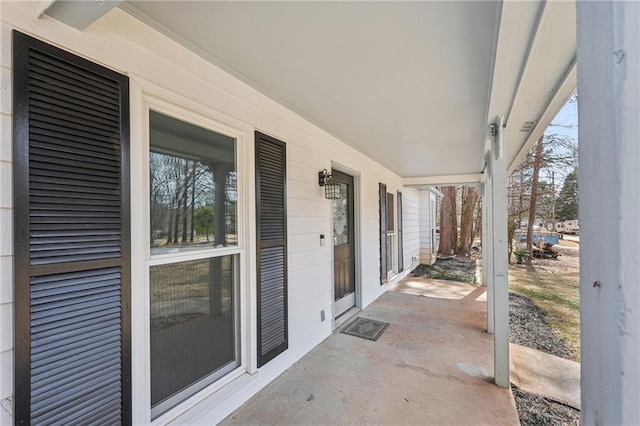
150;111;237;255
150;256;238;409
333;183;349;246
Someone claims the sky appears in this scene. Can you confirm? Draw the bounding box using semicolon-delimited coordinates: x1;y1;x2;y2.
540;93;578;186
546;93;578;141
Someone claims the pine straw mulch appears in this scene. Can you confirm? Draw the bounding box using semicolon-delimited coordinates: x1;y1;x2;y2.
409;257;477;283
509;292;573;360
512;388;580;426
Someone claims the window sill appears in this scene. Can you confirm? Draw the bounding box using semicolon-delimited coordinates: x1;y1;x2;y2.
151;367;250;426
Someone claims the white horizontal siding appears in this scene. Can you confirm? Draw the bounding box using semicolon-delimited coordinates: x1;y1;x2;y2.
0;22;12;405
403;190;420;271
287;180;320;200
287;199;329;218
0;257;11;305
288;262;332;290
419;191;437;263
0;253;14;408
287;233;328;255
0;396;11;424
287;216;331;236
0;304;11;353
0;68;10;118
288;248;332;273
0;302;12;401
0;115;11;162
0;161;10;209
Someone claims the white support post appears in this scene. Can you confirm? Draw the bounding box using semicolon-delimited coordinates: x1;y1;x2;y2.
481;180;487;288
491;118;509;388
483;155;495;335
577;2;640;423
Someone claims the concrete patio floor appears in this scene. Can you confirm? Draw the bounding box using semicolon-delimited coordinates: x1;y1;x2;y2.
222;276;519;425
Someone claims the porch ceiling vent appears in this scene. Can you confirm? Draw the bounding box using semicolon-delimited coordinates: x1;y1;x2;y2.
520;120;538;132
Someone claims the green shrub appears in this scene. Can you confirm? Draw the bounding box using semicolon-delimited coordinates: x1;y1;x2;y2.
513;248;529;264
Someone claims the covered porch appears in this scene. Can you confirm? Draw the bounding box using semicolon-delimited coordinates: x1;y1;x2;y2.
2;0;639;424
215;277;517;426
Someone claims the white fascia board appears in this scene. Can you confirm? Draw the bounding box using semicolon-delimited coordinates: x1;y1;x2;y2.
484;0;545;154
403;174;482;187
43;0;122;31
507;61;577;174
502;0;577;171
486;0;577;173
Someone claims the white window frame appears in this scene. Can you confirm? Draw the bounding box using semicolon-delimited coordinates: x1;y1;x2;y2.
129;79;255;425
386;192;398;279
430;192;437;256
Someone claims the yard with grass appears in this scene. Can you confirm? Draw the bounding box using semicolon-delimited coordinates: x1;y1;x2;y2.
508;245;580;361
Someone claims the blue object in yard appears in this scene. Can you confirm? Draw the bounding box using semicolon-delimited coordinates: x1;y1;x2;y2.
518;233;560;245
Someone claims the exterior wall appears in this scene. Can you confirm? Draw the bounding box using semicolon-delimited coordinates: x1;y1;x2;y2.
402;190;420;271
0;10;14;426
419;190;437;264
0;3;420;424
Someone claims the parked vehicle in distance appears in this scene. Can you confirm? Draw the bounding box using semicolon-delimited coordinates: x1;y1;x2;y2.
517;231;561;245
556;219;579;235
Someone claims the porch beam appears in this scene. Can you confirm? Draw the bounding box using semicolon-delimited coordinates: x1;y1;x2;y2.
577;1;640;423
403;174;482;187
507;61;577;175
490;116;509;388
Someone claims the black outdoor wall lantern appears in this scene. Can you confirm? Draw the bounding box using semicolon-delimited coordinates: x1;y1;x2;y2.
318;169;341;200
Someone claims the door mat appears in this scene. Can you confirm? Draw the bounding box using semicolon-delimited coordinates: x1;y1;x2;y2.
340;317;389;341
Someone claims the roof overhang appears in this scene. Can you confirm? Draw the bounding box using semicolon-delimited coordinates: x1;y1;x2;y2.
489;0;577;175
43;1;576;180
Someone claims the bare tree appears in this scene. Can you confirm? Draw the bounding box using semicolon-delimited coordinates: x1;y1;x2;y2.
190;161;197;243
180;159;191;243
525;136;544;262
457;187;479;256
472;200;482;248
437;186;457;256
506;121;578;263
507;164;532;262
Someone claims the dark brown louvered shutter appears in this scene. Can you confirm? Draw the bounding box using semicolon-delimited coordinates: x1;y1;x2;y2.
379;183;388;284
398;191;404;273
255;132;288;367
13;32;131;425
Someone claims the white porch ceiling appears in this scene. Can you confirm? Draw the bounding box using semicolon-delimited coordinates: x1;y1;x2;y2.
120;1;576;181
